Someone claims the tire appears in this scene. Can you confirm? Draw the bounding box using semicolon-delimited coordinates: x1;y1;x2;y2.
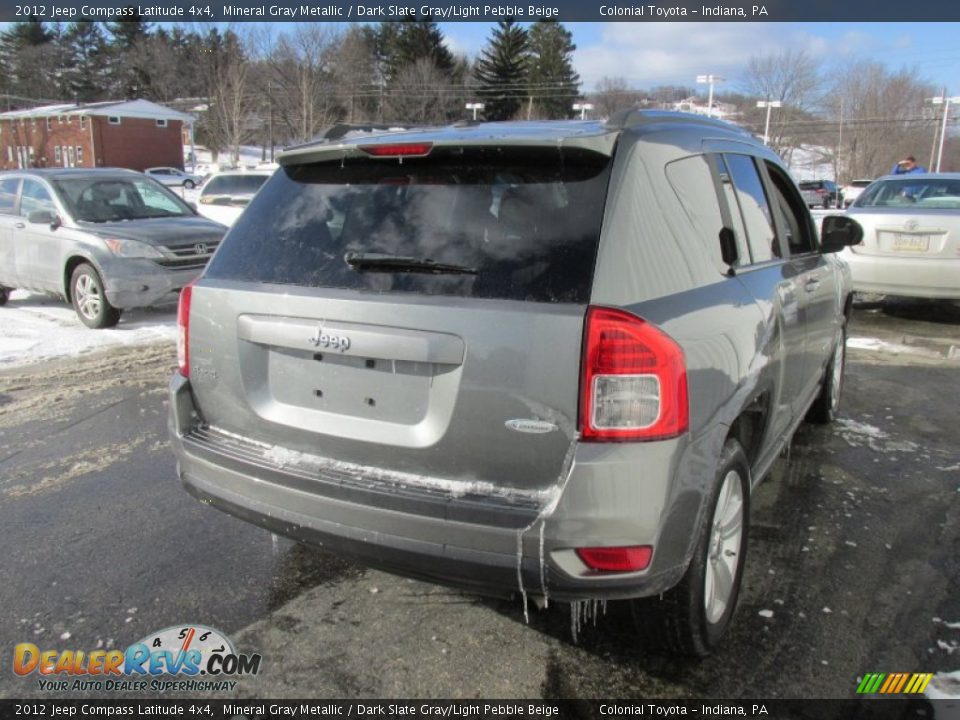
632;439;750;657
183;180;196;189
70;264;121;329
806;324;846;425
0;287;8;306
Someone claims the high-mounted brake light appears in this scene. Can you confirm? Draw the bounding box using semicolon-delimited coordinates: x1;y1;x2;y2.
579;306;688;442
576;546;653;573
359;143;433;158
177;282;194;377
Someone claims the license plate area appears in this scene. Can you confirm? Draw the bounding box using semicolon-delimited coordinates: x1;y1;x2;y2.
893;234;930;252
879;230;932;253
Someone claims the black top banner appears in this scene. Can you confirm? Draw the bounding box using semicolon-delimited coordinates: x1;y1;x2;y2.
2;0;960;22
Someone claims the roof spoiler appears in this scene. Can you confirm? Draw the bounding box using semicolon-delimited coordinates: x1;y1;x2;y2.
606;108;749;135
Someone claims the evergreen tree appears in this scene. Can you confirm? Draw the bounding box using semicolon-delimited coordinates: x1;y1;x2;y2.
0;19;55;101
392;18;454;75
473;20;529;121
107;14;151;50
527;20;579;119
63;21;109;102
107;14;153;98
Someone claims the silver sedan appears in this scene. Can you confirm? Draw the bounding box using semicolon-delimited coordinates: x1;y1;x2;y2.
841;173;960;300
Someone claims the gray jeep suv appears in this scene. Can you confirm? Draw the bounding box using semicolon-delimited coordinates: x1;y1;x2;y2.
168;111;861;655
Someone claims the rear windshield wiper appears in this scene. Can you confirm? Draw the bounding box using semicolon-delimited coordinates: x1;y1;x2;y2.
344;251;477;275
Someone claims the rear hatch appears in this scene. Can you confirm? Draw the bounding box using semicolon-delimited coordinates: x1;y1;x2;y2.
188;135;615;497
849;176;960;259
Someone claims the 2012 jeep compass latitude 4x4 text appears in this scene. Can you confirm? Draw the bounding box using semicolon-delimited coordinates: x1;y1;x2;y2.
168;111;862;655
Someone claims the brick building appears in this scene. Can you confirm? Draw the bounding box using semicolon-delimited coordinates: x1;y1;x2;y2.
0;99;193;172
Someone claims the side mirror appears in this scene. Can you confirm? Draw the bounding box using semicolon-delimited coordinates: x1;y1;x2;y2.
28;210;60;229
820;215;863;253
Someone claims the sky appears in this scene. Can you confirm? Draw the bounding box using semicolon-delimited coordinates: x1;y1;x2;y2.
440;22;960;94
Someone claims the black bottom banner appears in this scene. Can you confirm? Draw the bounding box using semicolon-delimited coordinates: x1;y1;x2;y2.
0;699;955;720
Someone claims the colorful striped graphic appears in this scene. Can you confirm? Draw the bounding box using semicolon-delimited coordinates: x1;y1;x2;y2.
856;673;933;694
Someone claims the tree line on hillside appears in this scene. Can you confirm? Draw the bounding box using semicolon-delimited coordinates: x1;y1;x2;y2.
0;18;579;163
590;49;955;179
1;20;951;178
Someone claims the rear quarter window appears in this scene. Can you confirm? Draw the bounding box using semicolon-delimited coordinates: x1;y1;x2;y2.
665;154;727;274
205;146;613;304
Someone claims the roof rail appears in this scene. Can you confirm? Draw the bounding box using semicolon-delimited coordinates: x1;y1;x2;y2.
606;108;749;135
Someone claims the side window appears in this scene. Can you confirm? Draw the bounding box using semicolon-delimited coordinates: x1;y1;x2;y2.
665;154;728;274
720;154;781;264
20;179;56;218
764;163;817;256
0;178;19;215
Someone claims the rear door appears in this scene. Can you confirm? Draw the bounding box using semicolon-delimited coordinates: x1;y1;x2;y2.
188;145;613;494
14;178;64;293
716;153;807;434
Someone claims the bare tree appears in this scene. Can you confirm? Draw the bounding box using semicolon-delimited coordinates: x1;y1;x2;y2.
260;25;343;144
187;26;259;164
331;26;378;123
827;61;938;181
590;76;645;119
741;49;823;157
383;57;458;124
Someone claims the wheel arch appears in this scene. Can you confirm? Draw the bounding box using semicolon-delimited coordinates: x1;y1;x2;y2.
62;254;103;303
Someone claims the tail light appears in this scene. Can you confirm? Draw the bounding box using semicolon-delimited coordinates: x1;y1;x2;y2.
576;546;653;572
579;307;688;442
177;283;194;377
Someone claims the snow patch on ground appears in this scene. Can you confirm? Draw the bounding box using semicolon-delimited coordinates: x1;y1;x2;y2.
835;418;919;454
848;336;944;359
926;670;960;700
0;291;176;368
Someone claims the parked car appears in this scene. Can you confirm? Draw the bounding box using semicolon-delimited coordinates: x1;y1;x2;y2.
841;173;960;299
168;112;861;655
842;178;873;208
196;169;273;227
145;166;204;189
0;168;227;327
799;179;840;208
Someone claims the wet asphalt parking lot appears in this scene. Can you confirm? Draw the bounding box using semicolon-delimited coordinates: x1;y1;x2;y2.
1;298;959;703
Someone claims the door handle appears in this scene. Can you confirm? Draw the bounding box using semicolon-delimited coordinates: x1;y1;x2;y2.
804;278;821;292
14;222;25;229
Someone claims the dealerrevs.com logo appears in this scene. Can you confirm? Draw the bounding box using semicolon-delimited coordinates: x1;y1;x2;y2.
13;624;262;693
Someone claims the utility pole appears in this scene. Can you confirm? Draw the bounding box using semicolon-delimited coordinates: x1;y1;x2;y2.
756;100;782;146
696;74;725;118
931;94;960;172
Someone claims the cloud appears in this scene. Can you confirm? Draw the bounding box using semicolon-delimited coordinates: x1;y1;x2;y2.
574;23;827;91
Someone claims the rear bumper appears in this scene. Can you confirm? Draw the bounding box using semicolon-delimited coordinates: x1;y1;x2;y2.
168;375;714;602
840;249;960;299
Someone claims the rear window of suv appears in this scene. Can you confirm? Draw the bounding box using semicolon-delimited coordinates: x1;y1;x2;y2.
204;146;613;303
201;173;270;197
